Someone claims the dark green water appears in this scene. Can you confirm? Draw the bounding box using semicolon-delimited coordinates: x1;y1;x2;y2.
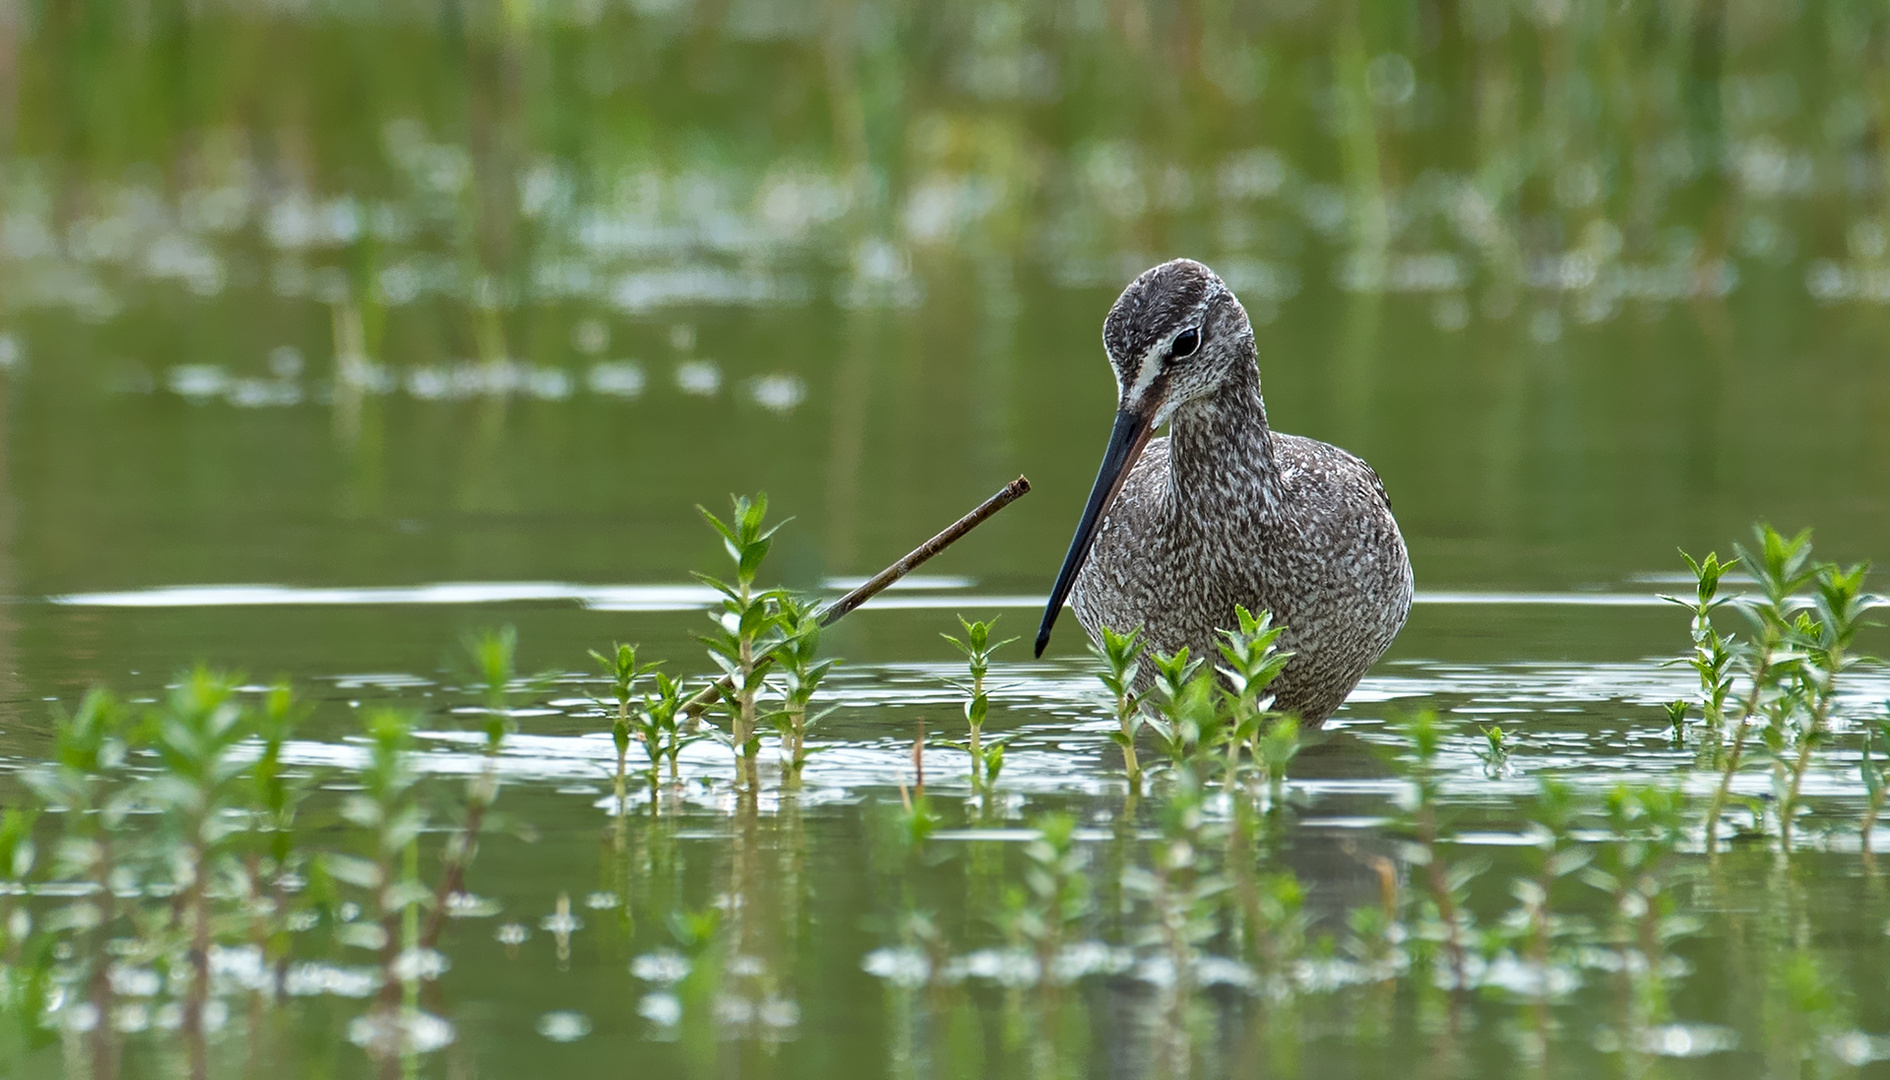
5;2;1890;1077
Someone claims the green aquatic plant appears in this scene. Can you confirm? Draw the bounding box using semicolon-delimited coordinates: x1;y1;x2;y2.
1143;647;1210;775
244;682;316;989
21;688;133;1073
1123;777;1221;1075
1214;605;1294;789
1662;699;1689;748
995;812;1092;1075
0;809;36;962
1253;716;1302;805
1091;625;1148;792
1385;709;1474;994
984;740;1008;792
772;594;837;786
1139;627;1300;798
422;626;521;949
466;624;523;747
1342;892;1403;991
1690;529;1801;850
697;494;788;791
1760;951;1850;1078
866;787;943;934
893;787;940;854
1475;723;1508;776
637;672;696;792
660;902;728;1058
1246;870;1308;978
142;667;257;1070
0;808;46;1075
331;709;434;1071
1001;813;1091;976
1776;557;1869;850
1720;527;1818;845
1680;526;1875;852
942;615;1014;792
11;680;311;1073
1664;548;1737;753
1862;719;1890;867
1507;779;1590;1055
1581;784;1692;1043
592;642;657;818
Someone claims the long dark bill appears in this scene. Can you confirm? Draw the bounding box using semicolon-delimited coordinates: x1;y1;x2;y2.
1035;406;1157;657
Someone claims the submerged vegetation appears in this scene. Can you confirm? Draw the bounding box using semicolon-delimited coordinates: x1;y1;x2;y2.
0;503;1881;1078
943;616;1013;795
1668;526;1874;853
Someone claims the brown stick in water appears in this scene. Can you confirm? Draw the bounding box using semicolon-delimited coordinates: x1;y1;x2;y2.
681;475;1032;721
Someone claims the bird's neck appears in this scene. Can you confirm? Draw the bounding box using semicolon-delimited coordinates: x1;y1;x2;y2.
1164;377;1278;529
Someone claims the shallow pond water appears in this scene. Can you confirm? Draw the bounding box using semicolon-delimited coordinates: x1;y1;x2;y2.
5;2;1890;1078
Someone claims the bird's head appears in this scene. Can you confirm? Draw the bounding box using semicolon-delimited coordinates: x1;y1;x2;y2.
1102;258;1255;428
1035;259;1256;657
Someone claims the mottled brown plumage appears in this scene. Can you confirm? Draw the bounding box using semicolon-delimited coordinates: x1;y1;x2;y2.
1037;259;1412;724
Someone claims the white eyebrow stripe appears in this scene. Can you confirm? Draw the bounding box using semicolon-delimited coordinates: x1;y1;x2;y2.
1115;284;1221;406
1123;339;1166;405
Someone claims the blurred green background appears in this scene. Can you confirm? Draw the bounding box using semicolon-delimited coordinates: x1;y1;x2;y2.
2;0;1889;683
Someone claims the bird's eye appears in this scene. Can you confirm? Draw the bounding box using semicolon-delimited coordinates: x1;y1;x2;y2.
1171;327;1200;359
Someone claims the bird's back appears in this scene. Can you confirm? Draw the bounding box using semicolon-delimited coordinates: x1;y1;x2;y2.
1070;432;1411;723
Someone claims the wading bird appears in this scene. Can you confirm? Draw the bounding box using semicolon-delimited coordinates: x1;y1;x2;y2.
1035;259;1412;724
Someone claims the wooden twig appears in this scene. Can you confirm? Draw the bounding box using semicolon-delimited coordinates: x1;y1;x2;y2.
681;475;1032;721
815;475;1032;626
